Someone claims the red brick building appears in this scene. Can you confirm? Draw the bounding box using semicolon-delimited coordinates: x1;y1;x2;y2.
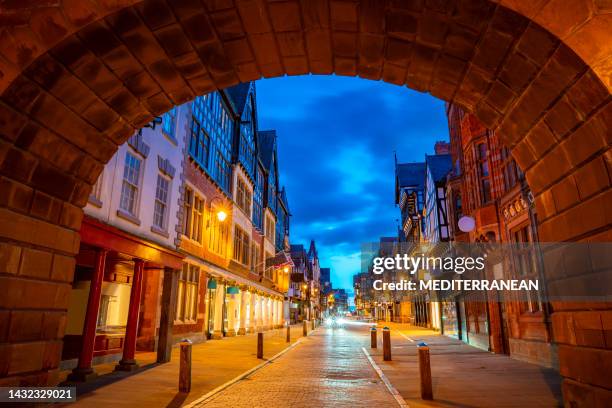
445;103;555;368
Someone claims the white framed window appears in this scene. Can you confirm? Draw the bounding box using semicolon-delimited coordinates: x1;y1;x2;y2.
252;243;263;275
235;177;252;217
264;251;273;280
119;152;142;215
176;264;200;322
153;174;171;230
182;186;204;243
265;214;275;245
233;225;250;266
89;169;104;206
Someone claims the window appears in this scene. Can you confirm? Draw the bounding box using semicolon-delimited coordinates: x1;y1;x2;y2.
90;169;104;205
239;96;256;178
252;243;262;275
264;251;273;280
153;175;170;229
119;152;142;215
189;93;233;193
276;207;286;251
253;166;264;229
511;225;542;313
189;115;210;167
233;226;250;266
183;188;193;237
162;106;177;139
501;147;520;192
268;158;277;211
183;187;204;242
96;294;116;329
192;196;204;242
235;177;252;216
208;209;229;256
476;143;491;204
265;214;275;244
176;264;200;322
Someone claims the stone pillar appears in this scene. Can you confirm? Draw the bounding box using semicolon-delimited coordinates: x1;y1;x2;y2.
225;288;236;337
116;258;145;372
157;267;178;363
263;297;270;330
248;291;256;333
257;294;264;332
68;249;107;382
238;288;247;335
212;282;225;339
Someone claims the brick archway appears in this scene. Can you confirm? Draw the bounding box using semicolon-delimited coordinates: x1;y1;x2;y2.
0;0;610;404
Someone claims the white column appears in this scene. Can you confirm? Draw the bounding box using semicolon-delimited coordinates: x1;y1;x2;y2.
212;282;225;339
238;289;247;335
249;291;256;333
257;294;264;332
226;291;236;337
262;295;268;330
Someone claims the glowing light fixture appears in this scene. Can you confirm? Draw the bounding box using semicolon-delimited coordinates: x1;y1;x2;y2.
216;210;227;222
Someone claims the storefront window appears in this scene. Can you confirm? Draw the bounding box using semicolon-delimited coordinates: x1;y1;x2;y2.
176;264;200;322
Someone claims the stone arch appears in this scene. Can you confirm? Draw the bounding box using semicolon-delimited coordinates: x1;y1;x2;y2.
0;0;610;404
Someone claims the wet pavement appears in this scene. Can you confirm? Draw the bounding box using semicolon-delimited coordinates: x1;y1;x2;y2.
196;324;398;408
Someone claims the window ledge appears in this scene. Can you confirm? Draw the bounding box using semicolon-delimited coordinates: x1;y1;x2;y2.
151;225;170;238
162;131;178;146
116;209;141;226
181;235;203;247
88;196;103;208
173;319;197;325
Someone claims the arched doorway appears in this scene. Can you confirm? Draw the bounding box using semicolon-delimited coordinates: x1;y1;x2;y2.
0;1;610;404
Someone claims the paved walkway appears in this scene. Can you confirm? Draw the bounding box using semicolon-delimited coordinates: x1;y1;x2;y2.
61;322;564;407
60;325;307;407
197;326;398;408
370;323;563;408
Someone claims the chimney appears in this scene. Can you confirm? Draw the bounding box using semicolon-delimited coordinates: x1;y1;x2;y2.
434;141;450;155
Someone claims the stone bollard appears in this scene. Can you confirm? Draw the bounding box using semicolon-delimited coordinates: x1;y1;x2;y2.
382;327;391;361
286;323;291;343
257;332;264;359
418;342;433;400
179;339;192;392
303;320;308;336
370;327;377;348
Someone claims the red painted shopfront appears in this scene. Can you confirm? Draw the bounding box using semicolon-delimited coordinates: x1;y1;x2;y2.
62;217;183;381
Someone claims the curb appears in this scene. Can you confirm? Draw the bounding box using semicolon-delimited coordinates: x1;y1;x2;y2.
362;347;410;408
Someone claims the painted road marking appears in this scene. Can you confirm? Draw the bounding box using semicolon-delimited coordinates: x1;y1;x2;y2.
396;330;415;343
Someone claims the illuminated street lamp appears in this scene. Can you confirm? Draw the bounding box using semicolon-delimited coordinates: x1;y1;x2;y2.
208;197;228;225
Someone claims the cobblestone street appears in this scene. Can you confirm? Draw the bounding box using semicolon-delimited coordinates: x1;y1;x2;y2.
196;325;397;408
192;323;563;408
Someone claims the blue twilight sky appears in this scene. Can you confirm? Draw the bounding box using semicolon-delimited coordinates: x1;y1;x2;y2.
255;75;448;296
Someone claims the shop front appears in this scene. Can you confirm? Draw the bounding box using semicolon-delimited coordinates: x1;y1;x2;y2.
61;217;183;382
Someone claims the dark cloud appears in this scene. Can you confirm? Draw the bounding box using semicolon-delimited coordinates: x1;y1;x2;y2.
257;75;447;291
